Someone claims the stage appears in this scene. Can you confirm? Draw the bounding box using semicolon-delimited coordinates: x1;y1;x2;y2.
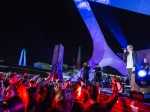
101;88;150;112
112;97;150;112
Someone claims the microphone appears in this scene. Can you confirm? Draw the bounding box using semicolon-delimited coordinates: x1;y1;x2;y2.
122;48;128;53
122;48;127;50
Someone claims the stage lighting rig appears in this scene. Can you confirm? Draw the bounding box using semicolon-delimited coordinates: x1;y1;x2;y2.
135;68;150;88
137;69;147;77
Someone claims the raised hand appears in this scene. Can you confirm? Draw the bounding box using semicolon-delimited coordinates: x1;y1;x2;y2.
124;49;126;53
111;77;117;85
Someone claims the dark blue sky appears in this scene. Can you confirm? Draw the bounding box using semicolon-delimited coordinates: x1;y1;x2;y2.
0;0;150;66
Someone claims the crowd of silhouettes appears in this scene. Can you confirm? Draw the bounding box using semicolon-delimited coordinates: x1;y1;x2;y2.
0;72;118;112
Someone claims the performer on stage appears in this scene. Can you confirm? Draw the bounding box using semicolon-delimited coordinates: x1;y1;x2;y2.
141;58;149;73
83;62;90;82
93;64;102;86
123;45;138;86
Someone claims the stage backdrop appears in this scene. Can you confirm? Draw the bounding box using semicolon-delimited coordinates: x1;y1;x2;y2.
71;0;127;82
90;0;150;17
117;49;150;67
50;44;64;82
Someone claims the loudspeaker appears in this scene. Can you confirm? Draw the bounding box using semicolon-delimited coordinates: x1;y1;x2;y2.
131;74;150;93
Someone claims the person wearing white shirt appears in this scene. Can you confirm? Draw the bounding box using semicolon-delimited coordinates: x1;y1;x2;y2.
123;45;138;85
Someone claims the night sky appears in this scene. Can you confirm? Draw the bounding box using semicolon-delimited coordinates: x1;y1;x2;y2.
0;0;150;67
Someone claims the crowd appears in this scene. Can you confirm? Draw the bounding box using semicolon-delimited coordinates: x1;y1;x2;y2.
0;72;118;112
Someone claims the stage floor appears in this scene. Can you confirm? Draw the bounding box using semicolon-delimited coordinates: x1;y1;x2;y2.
101;87;130;96
101;88;150;112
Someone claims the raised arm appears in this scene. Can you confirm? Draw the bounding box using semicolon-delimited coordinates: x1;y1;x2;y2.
123;49;127;62
102;77;118;111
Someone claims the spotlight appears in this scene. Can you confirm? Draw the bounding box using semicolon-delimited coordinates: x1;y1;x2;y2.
135;68;150;88
137;69;147;77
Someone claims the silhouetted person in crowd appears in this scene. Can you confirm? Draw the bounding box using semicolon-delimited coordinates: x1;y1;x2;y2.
3;83;29;112
28;81;37;111
82;77;118;112
0;73;5;81
35;85;46;112
0;96;25;112
8;73;18;85
77;79;89;104
37;84;54;112
70;82;84;112
49;89;74;112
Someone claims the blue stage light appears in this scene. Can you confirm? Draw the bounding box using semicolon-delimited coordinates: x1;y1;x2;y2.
89;1;128;48
137;69;147;77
